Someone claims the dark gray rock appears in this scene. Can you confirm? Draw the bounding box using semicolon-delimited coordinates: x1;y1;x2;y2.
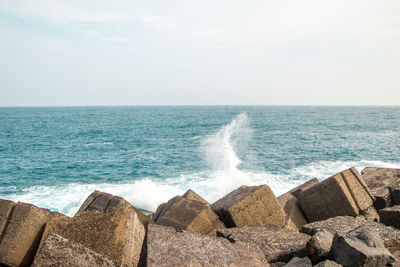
218;224;310;263
282;256;312;267
313;260;343;267
390;180;400;205
301;215;400;253
379;205;400;229
306;229;334;262
32;233;120;267
331;225;395;267
146;224;269;267
361;167;400;209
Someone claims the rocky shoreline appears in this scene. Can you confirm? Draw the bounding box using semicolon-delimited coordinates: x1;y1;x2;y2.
0;167;399;266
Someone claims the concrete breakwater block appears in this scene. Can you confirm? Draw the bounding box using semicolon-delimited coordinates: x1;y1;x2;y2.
211;185;285;227
331;225;395;267
301;216;400;253
361;167;400;210
278;178;318;231
41;203;145;267
155;195;225;235
146;224;269;267
32;233;121;267
298;167;375;222
217;224;311;263
78;190;154;227
0;200;61;267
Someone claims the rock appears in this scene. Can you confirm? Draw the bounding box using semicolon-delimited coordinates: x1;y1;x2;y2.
31;233;120;267
212;185;285;227
217;224;310;263
155;195;225;235
390;180;400;205
282;256;312;267
313;260;343;267
306;229;334;262
361;167;400;209
0;201;61;267
77;190;154;227
379;205;400;229
331;225;395;267
278;179;318;231
146;224;269;267
152;202;167;221
298;168;374;222
301;216;400;253
183;189;209;205
41;203;145;267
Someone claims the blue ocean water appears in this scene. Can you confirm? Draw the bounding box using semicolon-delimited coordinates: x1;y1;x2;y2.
0;106;399;215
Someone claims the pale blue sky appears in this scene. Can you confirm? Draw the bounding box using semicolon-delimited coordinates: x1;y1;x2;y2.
1;0;399;106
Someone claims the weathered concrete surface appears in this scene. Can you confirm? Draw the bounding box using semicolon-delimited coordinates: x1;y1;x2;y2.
42;204;145;267
77;190;154;227
379;205;400;229
212;185;285;227
314;260;343;267
0;202;60;267
278;193;307;231
301;216;400;253
298;168;374;222
0;199;15;235
155;196;225;235
32;233;121;267
282;256;312;267
306;228;334;262
183;189;209;205
286;178;319;198
218;224;310;263
361;167;400;209
146;224;269;267
331;225;394;267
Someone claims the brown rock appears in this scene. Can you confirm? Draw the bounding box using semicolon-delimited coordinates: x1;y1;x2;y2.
278;179;317;231
390;180;400;205
379;205;400;229
306;229;334;262
32;233;121;267
212;185;285;227
301;216;400;253
0;202;60;267
314;260;343;267
152;202;167;221
183;189;209;205
156;196;225;235
146;224;269;267
217;224;311;263
77;190;154;227
41;204;145;267
298;168;374;222
361;167;400;209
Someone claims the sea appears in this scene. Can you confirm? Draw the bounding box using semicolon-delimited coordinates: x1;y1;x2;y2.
0;106;399;216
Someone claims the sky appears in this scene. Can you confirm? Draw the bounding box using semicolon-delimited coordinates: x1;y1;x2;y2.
0;0;399;106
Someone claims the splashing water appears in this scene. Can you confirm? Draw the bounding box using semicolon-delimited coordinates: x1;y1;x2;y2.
200;113;253;196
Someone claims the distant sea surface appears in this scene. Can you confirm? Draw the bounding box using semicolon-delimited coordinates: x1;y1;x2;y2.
0;106;399;215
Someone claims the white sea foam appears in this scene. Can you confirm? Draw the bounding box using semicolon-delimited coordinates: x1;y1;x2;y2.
1;114;399;216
